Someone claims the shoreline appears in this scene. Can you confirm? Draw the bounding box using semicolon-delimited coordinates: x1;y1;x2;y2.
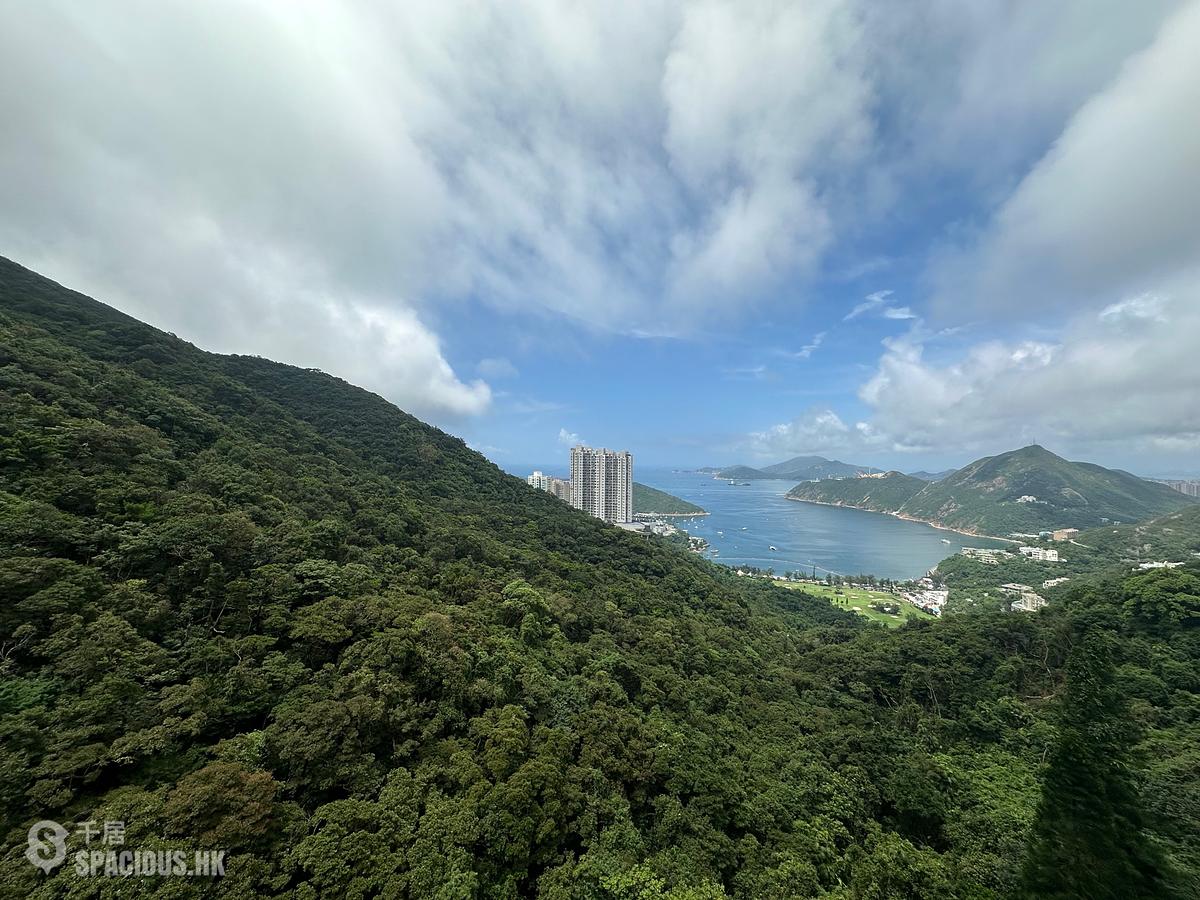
782;495;1016;543
636;510;710;518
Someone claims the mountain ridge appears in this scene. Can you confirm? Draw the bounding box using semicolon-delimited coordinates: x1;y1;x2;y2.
787;445;1196;535
714;454;876;481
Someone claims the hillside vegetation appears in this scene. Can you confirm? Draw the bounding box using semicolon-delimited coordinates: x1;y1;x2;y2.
787;472;929;514
632;483;705;517
787;446;1194;536
1;257;1197;897
937;503;1200;613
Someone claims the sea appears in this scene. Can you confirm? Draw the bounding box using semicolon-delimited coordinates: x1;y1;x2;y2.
512;463;1010;581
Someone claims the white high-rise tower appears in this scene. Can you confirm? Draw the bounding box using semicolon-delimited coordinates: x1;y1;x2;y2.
569;446;633;523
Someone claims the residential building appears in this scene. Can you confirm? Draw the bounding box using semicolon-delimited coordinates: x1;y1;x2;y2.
527;471;573;503
547;477;572;501
904;588;949;616
1158;479;1200;498
1043;577;1071;589
1001;582;1048;612
1019;546;1059;562
1052;528;1081;542
570;445;633;523
1136;561;1185;570
1012;594;1048;612
960;547;1012;565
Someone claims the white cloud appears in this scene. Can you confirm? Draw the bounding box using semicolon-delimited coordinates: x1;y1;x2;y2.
845;289;893;320
558;428;583;447
0;0;890;351
0;0;1191;447
1098;293;1168;325
477;357;519;379
930;0;1200;315
843;291;915;323
754;273;1200;462
749;408;883;458
783;331;827;360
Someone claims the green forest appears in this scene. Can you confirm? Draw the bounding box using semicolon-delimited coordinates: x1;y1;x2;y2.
786;446;1194;537
632;484;706;517
2;256;1199;898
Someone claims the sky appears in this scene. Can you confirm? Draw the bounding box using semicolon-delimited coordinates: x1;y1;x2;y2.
2;1;1199;476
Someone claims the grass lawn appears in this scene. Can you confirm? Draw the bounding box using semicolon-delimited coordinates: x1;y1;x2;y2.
779;581;933;627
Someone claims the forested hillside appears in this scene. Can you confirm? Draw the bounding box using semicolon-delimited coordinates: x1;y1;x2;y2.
632;483;706;517
786;446;1194;537
938;504;1200;614
902;445;1194;535
786;472;928;515
1;257;1197;898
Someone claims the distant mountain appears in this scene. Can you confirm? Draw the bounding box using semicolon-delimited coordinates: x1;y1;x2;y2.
908;469;955;482
713;464;771;479
787;445;1197;535
716;455;875;481
760;455;879;480
633;482;706;516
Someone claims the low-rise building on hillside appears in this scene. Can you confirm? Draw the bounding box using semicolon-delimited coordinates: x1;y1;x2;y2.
1019;546;1059;562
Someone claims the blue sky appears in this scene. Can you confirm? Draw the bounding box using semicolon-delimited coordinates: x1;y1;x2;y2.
3;1;1199;475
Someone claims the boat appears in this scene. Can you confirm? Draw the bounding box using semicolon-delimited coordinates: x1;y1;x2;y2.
769;545;778;552
941;538;951;544
740;526;747;531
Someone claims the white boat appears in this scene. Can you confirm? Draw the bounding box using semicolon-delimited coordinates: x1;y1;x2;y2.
941;538;951;544
769;545;778;551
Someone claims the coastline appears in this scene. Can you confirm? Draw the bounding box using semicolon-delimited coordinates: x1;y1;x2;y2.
782;495;1016;543
637;510;710;518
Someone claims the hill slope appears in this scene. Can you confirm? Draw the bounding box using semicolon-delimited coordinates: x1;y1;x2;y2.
902;445;1195;534
908;469;955;482
787;445;1195;536
935;503;1200;613
787;472;928;513
632;482;706;516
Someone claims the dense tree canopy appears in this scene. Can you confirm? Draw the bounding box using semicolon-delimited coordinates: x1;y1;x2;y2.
1;257;1198;897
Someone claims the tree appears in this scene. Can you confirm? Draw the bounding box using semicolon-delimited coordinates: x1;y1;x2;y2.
1021;631;1170;898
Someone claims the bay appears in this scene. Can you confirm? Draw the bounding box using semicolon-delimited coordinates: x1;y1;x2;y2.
636;468;1009;581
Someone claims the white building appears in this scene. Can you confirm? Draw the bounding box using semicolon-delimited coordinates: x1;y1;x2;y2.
527;471;573;502
570;445;633;523
960;547;1012;565
1019;546;1060;562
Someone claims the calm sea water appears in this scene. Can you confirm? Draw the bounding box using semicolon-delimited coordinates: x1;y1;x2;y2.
636;469;1010;580
512;461;1008;581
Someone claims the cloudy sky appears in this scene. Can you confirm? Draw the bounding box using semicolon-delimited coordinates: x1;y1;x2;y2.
2;1;1198;475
